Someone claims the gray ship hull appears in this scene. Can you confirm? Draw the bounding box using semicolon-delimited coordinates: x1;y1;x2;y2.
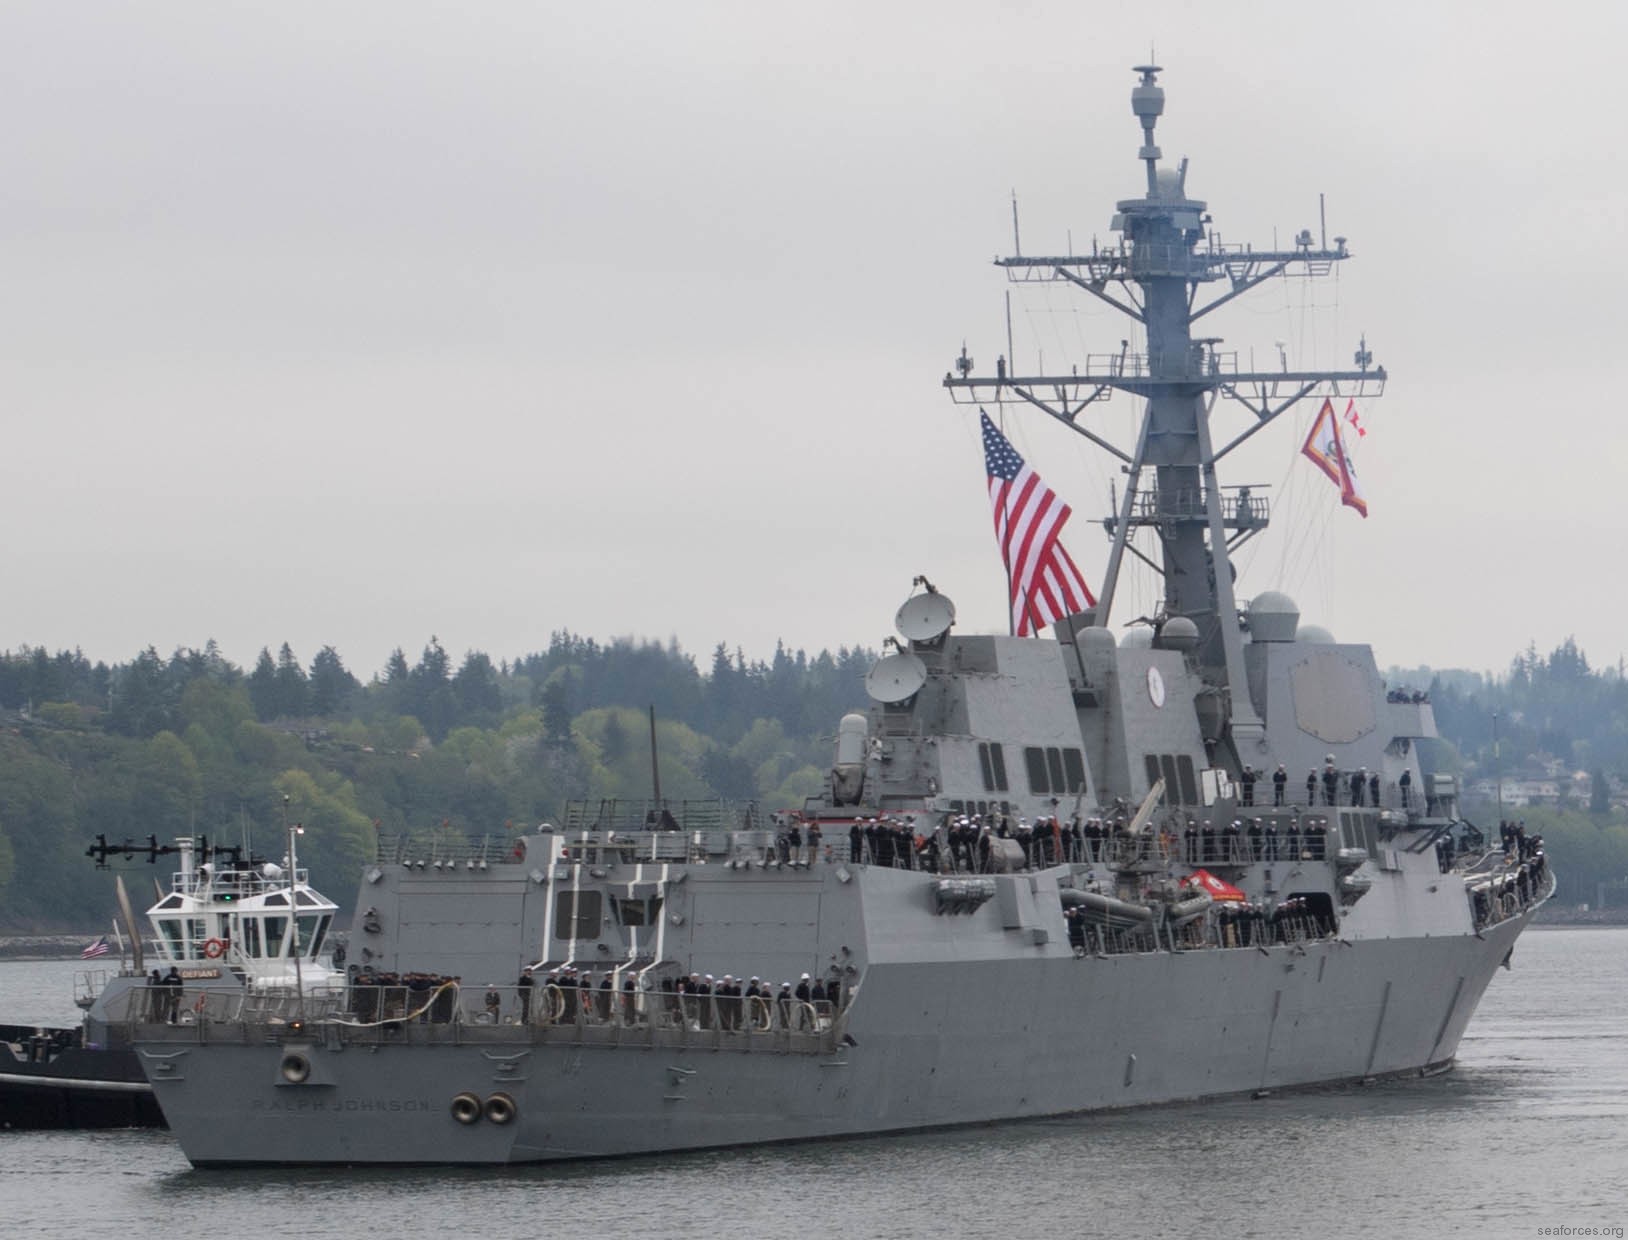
136;892;1535;1166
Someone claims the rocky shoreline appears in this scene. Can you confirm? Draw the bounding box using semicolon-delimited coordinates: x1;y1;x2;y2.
0;934;114;962
1533;904;1628;926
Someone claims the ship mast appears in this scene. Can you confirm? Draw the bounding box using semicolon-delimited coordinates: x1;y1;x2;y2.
944;64;1385;757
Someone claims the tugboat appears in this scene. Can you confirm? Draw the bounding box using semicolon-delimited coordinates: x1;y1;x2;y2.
0;832;340;1128
129;66;1552;1167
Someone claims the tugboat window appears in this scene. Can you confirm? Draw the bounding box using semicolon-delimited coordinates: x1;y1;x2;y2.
157;918;183;957
264;916;288;957
295;914;329;958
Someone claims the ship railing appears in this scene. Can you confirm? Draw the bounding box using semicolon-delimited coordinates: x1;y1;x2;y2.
316;984;846;1056
74;969;113;1007
120;980;850;1054
1069;909;1334;958
1177;833;1331;867
1127;484;1269;527
557;799;766;836
374;833;518;867
170;865;314;898
112;985;348;1039
1468;856;1553;931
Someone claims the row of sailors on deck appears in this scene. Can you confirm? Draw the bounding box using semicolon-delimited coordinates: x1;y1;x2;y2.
846;814;1137;872
1236;760;1414;809
1183;818;1329;863
1309;760;1407;809
1470;849;1548;927
349;970;463;1023
1499;820;1542;861
841;812;1335;873
345;966;843;1030
524;967;843;1031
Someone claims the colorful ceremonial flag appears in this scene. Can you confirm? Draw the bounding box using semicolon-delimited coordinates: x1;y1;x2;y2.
1301;398;1368;518
80;934;110;960
1183;869;1247;902
980;412;1096;636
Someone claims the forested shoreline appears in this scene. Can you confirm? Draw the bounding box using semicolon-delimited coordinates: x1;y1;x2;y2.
1;634;1624;929
0;635;874;928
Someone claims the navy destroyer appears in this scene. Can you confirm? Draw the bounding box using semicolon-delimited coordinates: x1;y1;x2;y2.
128;67;1551;1166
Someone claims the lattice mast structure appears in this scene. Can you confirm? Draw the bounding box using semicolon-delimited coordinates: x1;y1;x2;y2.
945;65;1386;758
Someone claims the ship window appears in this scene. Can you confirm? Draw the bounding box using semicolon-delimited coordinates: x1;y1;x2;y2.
949;800;965;814
243;918;262;959
617;897;663;927
294;914;328;958
264;916;288;957
555;891;602;941
1160;755;1181;805
1046;748;1066;792
978;744;994;791
157;918;183;957
1062;748;1086;794
990;744;1011;791
1144;755;1162;793
1024;747;1049;793
1177;756;1199;805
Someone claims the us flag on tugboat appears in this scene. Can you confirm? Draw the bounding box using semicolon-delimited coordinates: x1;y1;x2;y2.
79;934;110;960
981;412;1096;636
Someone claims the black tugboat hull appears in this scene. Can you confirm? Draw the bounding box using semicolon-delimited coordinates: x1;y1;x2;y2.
1;1027;164;1129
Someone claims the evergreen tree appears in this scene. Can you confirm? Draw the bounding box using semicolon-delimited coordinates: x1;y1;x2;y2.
539;676;574;745
409;637;456;741
273;643;310;718
110;647;178;737
309;646;358;716
247;648;278;720
452;651;502;721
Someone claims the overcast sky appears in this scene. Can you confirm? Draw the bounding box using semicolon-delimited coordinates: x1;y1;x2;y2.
3;2;1624;687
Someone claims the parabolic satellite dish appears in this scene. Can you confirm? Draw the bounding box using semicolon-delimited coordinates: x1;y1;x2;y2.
865;652;928;703
896;591;956;644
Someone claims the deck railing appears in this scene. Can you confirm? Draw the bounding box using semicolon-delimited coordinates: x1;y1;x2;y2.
115;981;847;1057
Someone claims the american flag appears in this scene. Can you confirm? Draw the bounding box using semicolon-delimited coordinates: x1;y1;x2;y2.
80;935;110;960
981;412;1096;636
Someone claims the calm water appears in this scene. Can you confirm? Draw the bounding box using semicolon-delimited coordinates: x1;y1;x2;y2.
2;928;1624;1240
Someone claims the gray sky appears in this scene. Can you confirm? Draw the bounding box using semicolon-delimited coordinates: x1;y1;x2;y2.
4;1;1623;685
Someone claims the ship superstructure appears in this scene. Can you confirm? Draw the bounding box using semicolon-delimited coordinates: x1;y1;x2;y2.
126;68;1551;1167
